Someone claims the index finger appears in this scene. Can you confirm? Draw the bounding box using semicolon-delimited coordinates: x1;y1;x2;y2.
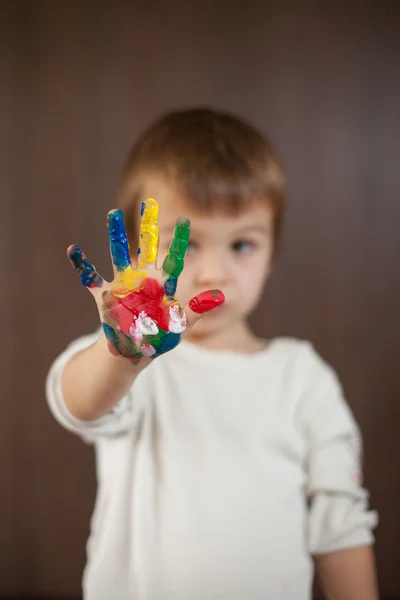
107;209;132;274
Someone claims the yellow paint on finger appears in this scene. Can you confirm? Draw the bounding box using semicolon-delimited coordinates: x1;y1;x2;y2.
111;265;148;298
138;197;159;268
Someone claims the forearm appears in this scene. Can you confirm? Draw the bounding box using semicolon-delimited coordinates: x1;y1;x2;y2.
315;544;379;600
61;332;150;420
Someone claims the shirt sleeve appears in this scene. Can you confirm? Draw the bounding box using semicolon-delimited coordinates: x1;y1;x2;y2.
298;343;378;555
46;331;145;443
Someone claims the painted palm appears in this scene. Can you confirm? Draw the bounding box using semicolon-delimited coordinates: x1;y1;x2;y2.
67;198;224;362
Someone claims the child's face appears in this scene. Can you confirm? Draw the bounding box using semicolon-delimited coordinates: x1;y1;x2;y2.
133;183;275;338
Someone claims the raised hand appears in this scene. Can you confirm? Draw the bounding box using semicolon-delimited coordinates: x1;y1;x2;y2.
67;198;224;363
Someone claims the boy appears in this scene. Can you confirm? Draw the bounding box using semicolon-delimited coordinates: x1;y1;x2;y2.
47;108;379;600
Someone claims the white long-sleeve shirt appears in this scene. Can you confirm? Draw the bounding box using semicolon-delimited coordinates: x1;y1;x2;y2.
46;334;378;600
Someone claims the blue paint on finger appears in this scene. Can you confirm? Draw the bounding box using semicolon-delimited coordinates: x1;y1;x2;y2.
152;332;181;358
163;276;177;296
68;245;104;288
107;210;131;271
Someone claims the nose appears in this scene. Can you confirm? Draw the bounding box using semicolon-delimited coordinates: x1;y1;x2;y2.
194;252;231;288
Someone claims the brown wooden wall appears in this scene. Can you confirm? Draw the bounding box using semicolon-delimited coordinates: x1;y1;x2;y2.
1;1;399;597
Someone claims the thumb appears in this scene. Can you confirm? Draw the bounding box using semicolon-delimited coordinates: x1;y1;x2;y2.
184;290;225;328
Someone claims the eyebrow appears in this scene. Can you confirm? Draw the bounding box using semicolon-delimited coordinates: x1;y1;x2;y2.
232;225;271;235
159;223;271;238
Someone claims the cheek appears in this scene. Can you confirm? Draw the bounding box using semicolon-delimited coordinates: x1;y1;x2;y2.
235;255;271;305
175;268;194;304
156;244;169;269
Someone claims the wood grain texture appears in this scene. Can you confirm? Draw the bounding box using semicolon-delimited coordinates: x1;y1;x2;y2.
1;0;399;597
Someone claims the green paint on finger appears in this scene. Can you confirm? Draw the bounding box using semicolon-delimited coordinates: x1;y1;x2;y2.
162;217;191;278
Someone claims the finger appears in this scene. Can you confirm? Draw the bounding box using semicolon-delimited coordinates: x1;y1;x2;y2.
67;245;104;290
137;197;159;269
107;209;132;275
162;217;191;290
184;289;225;327
163;275;178;297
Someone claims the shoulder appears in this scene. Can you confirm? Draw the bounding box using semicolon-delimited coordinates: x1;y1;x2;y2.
270;338;358;438
267;337;346;415
268;337;336;381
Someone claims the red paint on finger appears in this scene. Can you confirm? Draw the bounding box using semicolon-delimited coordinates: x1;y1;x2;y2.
105;277;171;335
189;290;225;314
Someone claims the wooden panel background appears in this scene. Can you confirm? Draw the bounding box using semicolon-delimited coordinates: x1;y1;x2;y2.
1;0;399;597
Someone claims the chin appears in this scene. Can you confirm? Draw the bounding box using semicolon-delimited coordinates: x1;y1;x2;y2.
190;307;230;334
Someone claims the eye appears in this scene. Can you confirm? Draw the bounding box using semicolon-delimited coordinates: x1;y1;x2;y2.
231;240;255;255
187;240;198;254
